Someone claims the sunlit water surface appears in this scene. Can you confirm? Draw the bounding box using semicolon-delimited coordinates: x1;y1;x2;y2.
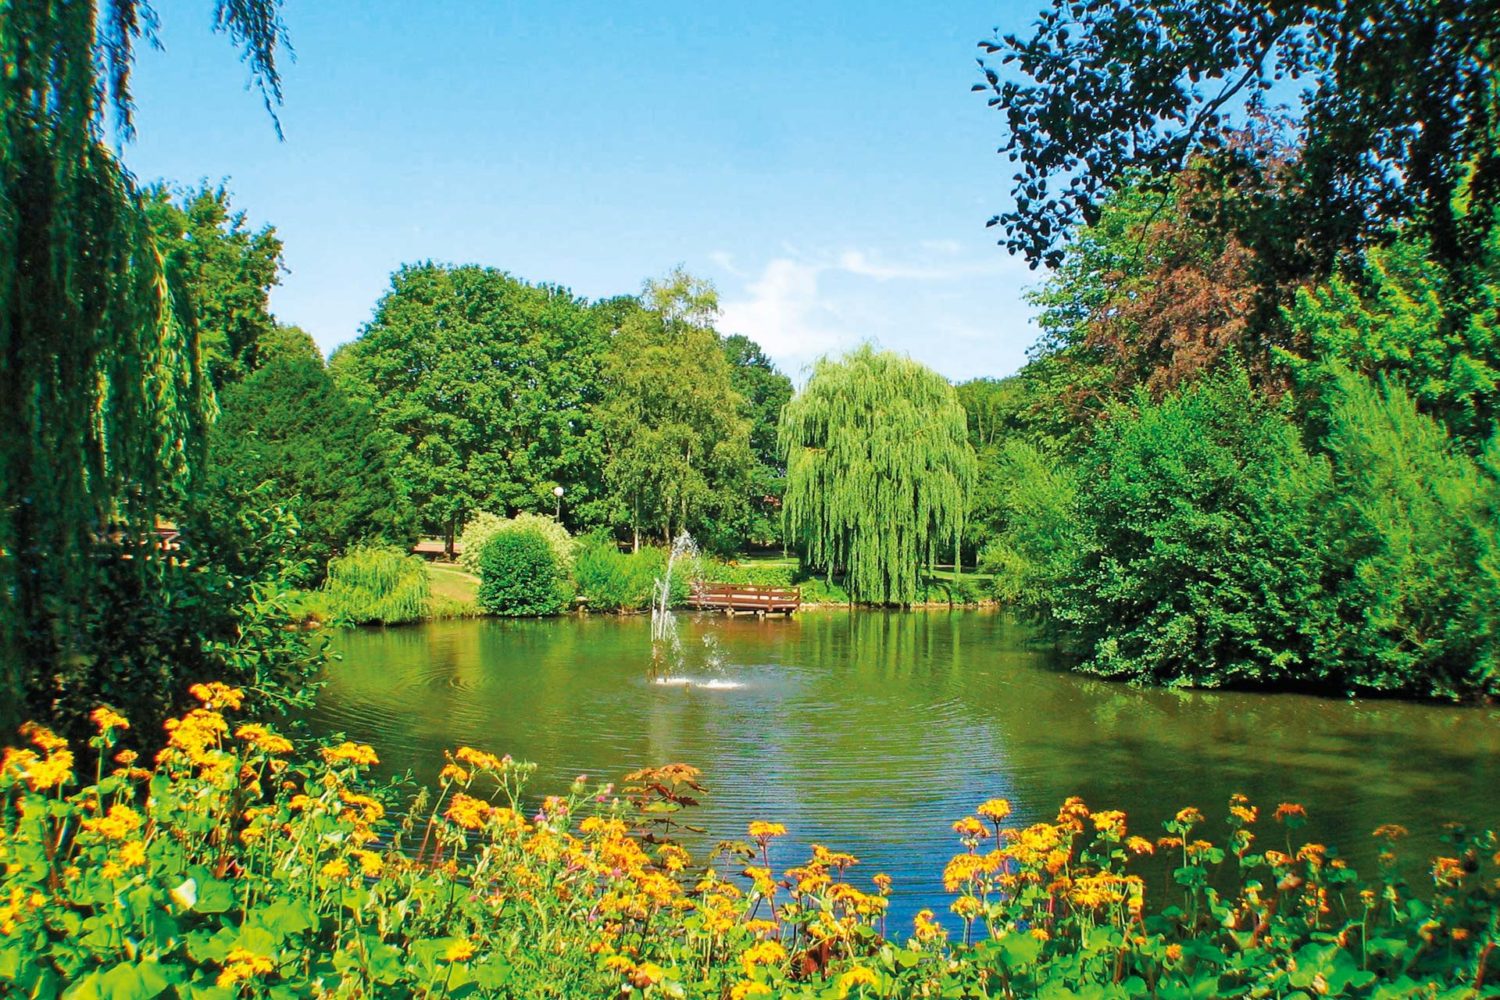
310;612;1500;925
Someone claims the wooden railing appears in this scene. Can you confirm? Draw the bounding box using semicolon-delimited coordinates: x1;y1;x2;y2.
689;583;801;615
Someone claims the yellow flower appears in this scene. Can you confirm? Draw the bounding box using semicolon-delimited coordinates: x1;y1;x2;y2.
352;850;383;877
1092;810;1128;837
217;948;273;987
837;966;878;996
119;841;147;868
23;751;73;791
446;793;491;830
748;821;787;842
950;895;983;920
1432;856;1465;886
1230;804;1258;824
454;746;507;772
100;861;123;880
739;939;787;975
731;982;773;1000
320;858;351;879
1174;807;1204;827
1372;824;1409;841
235;723;293;755
321;742;378;766
189;682;244;710
439;762;470;784
21;722;67;754
90;707;130;733
1273;802;1307;822
977;798;1011;823
1165;943;1183;962
952;816;986;839
913;908;946;944
443;939;475;962
1126;836;1155;855
630;962;665;988
81;804;143;841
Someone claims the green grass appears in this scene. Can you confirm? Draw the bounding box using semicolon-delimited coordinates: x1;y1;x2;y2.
425;562;482;618
714;553;996;606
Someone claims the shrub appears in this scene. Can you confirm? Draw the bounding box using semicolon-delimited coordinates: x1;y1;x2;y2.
476;530;570;616
573;532;662;612
458;512;573;576
322;546;430;625
1322;374;1500;697
1065;370;1341;687
1;690;1495;999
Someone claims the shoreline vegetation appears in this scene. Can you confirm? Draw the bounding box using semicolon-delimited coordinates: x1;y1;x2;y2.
2;688;1495;999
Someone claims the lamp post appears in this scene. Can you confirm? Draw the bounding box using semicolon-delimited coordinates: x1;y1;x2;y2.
553;485;564;520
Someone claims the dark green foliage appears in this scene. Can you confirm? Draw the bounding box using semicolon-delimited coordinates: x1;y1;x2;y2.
146;184;283;388
0;0;288;734
209;357;417;585
572;532;662;613
1321;375;1500;697
976;440;1083;614
723;334;794;545
980;1;1500;273
331;264;610;544
477;530;571;617
1063;371;1339;688
322;546;431;625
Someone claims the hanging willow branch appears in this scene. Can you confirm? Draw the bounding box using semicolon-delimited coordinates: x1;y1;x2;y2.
0;0;288;726
779;345;976;606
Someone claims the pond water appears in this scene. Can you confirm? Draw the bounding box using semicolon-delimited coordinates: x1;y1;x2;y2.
311;611;1500;926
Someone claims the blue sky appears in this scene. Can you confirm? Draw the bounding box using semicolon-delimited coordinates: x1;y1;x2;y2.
124;1;1045;382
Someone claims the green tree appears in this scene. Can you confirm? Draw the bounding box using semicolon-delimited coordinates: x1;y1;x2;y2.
722;333;793;546
331;264;608;548
146;183;283;387
1287;229;1500;446
1321;373;1500;697
596;270;752;551
209;356;418;584
779;345;975;606
0;0;288;732
1061;370;1339;688
980;1;1500;274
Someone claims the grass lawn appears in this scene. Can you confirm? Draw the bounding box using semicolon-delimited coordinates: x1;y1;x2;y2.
426;562;481;616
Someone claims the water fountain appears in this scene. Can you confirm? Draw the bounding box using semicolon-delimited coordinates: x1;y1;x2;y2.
649;532;744;689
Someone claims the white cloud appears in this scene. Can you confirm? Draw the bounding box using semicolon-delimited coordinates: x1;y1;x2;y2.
714;242;1037;382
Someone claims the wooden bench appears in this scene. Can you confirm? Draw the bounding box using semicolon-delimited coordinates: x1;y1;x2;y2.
689;583;800;616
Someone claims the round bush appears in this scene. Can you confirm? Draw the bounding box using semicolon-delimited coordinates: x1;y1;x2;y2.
477;530;569;616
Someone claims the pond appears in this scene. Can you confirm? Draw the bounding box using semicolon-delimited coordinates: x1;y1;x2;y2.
311;611;1500;926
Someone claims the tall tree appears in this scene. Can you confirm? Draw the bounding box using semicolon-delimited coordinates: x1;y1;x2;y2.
779;346;975;605
331;264;608;548
722;334;793;545
979;1;1500;274
597;270;752;550
209;356;418;584
146;183;283;387
0;0;288;731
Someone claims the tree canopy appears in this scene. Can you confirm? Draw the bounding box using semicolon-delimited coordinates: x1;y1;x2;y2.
596;270;753;550
331;264;609;543
0;0;289;730
979;1;1500;272
209;356;418;584
780;346;975;606
147;183;283;387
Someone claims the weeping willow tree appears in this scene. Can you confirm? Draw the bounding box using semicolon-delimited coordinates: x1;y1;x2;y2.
779;345;976;606
0;0;288;731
